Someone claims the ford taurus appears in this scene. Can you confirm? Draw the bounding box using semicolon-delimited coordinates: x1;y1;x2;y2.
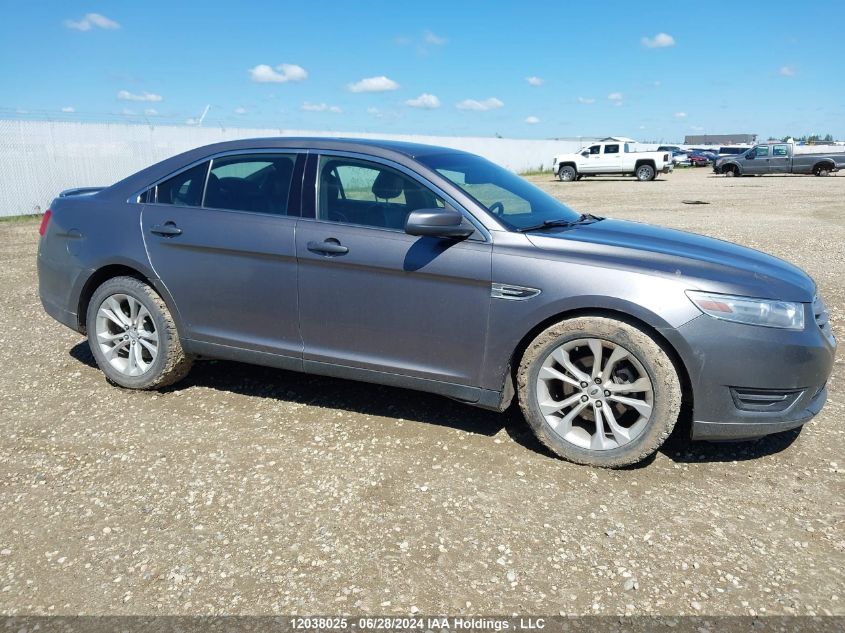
37;138;836;467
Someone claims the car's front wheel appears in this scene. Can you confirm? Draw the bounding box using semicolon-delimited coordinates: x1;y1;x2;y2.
517;316;682;468
558;165;577;182
86;276;193;389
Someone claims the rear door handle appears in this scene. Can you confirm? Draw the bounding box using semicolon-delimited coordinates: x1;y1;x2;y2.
150;222;182;237
307;239;348;255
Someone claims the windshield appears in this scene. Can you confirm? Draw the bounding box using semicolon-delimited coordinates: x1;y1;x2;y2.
417;152;580;231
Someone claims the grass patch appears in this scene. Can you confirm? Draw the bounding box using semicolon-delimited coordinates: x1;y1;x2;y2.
0;213;41;223
519;168;554;177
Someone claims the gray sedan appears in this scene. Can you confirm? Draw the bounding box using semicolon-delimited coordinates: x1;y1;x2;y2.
37;138;836;467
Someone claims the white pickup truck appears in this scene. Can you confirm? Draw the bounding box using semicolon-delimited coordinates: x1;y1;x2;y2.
553;141;673;182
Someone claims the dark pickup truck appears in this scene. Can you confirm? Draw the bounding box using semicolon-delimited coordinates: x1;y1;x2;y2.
714;142;845;176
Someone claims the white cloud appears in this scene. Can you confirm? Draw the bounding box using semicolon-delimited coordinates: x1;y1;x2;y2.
674;111;687;118
608;92;623;106
367;107;383;118
779;65;796;77
121;108;136;116
185;118;198;125
405;93;440;109
347;76;400;93
423;30;446;46
456;97;504;111
61;106;75;113
117;90;162;102
641;32;675;48
690;125;705;132
526;76;544;86
577;96;595;104
249;63;308;83
144;108;158;116
64;13;120;31
525;116;540;124
234;106;248;115
301;102;342;113
16;108;28;115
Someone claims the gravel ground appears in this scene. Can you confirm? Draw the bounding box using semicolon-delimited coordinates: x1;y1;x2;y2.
0;168;842;617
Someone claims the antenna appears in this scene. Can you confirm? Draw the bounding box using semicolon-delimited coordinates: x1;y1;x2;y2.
197;104;210;127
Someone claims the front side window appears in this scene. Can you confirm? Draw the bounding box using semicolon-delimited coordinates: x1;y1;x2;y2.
318;157;443;230
589;145;601;155
604;144;620;154
418;151;580;231
156;162;209;207
755;146;770;158
773;144;788;157
205;154;296;214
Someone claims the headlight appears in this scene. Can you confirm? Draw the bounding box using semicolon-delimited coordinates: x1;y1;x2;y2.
686;291;805;330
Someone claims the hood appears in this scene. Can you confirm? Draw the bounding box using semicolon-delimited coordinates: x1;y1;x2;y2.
525;219;815;302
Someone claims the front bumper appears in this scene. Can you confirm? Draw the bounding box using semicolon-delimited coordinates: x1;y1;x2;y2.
660;309;836;441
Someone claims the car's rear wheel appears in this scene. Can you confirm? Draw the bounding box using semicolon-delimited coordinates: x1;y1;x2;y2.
635;164;655;181
558;166;577;182
517;316;682;468
814;163;832;177
86;276;193;389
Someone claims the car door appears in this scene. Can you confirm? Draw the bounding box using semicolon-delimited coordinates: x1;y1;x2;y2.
769;144;790;174
580;145;602;173
743;145;769;175
600;143;622;172
141;151;304;361
295;153;492;388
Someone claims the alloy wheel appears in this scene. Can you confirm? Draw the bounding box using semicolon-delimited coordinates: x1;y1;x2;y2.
95;293;159;376
534;338;654;451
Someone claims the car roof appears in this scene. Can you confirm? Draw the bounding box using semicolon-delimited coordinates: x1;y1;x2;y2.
103;136;470;199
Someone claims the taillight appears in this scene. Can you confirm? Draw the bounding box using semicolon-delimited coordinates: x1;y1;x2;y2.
39;209;52;236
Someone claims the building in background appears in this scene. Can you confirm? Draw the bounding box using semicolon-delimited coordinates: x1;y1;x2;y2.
684;133;757;145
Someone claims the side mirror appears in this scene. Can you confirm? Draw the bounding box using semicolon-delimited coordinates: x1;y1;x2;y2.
581;151;590;158
405;208;474;239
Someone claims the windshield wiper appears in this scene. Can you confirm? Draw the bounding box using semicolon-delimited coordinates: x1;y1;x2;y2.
516;213;604;233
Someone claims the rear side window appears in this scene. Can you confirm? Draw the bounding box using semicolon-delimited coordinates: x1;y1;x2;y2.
205;154;296;214
604;144;620;153
773;144;788;157
156;162;209;207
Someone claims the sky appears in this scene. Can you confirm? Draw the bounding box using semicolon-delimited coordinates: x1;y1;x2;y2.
1;1;844;142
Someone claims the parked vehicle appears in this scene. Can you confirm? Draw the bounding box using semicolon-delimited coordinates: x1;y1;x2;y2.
688;151;712;167
671;150;691;167
38;138;836;468
553;141;672;182
718;146;752;157
714;142;845;176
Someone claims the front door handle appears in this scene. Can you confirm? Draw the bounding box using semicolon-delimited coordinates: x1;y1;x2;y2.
307;239;348;255
150;221;182;237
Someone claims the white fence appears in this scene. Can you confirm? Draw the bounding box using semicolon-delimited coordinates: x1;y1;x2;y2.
0;120;589;217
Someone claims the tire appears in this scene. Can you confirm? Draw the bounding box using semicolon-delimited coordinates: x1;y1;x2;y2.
558;165;577;182
814;163;832;177
724;165;738;177
86;276;193;389
517;316;682;468
635;164;655;181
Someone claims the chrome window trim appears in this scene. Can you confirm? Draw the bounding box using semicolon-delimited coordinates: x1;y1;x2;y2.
306;150;492;243
127;147;308;205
